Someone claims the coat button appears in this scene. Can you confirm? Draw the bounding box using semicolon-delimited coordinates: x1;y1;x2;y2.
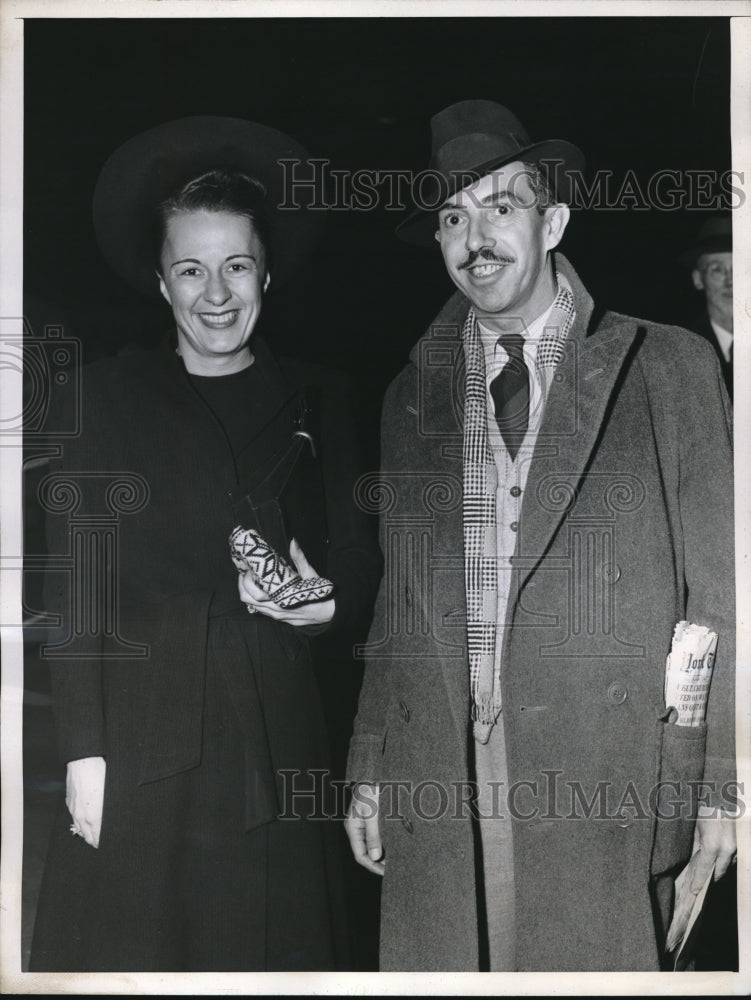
510;485;522;498
401;816;414;834
602;563;621;582
615;815;633;829
399;701;411;722
607;681;628;705
510;521;519;532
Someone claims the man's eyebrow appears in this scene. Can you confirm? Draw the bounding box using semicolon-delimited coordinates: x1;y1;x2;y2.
440;188;518;211
479;189;515;206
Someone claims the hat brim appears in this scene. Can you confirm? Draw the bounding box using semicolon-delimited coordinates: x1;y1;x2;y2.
93;116;325;296
678;237;733;270
395;139;586;247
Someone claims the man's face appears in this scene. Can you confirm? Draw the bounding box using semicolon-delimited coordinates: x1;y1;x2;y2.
692;252;733;314
435;162;569;330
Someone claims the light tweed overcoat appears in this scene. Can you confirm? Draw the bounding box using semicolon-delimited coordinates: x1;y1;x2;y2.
347;254;735;971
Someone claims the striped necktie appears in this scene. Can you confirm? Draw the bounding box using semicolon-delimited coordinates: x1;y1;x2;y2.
489;333;529;460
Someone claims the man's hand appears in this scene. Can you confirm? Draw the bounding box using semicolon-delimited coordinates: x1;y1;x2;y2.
345;782;385;876
238;538;335;627
66;755;106;849
665;805;737;953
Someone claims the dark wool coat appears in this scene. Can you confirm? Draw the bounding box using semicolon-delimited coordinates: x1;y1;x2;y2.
689;309;733;400
347;255;735;972
30;337;381;971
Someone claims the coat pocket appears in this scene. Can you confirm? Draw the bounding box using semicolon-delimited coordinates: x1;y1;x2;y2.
650;717;707;877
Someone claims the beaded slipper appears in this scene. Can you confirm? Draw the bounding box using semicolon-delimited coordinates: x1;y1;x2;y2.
230;526;334;609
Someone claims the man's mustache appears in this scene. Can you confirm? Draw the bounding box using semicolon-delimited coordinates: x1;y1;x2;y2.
458;248;516;270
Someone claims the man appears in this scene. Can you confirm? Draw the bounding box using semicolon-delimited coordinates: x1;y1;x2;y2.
345;100;736;972
680;215;733;399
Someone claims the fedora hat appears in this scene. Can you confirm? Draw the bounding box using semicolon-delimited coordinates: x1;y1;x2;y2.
93;116;324;296
678;215;732;269
396;99;586;247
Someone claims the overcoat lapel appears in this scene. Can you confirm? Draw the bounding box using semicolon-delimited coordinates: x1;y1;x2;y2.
239;335;300;445
512;311;641;599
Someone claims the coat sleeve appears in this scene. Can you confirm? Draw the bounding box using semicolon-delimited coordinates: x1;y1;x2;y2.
312;369;383;634
673;336;736;803
345;375;411;784
42;366;107;765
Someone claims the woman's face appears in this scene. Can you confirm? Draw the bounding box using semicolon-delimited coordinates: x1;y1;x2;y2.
158;209;269;375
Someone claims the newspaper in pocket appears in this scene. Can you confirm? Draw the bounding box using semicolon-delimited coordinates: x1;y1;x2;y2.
664;621;718;727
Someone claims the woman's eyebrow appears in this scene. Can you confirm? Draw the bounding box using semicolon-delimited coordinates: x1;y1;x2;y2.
169;253;256;267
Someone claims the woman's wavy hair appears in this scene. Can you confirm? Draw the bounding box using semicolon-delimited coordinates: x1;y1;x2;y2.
154;168;272;274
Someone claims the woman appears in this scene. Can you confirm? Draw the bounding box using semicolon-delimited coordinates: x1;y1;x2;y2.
29;117;381;972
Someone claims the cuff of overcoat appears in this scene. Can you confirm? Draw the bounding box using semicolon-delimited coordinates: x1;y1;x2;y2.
346;734;385;785
54;706;107;766
58;733;107;766
701;755;739;812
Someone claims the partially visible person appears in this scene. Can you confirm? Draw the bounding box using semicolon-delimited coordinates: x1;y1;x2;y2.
679;215;738;971
680;215;733;399
29;117;381;972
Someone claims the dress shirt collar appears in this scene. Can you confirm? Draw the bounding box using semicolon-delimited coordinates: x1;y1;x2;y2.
477;299;555;354
709;319;733;363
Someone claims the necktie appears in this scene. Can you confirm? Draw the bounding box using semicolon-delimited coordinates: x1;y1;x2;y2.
489;333;529;460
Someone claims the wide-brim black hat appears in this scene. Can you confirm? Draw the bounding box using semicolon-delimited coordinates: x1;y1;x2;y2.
93;116;324;296
396;99;586;247
678;215;732;269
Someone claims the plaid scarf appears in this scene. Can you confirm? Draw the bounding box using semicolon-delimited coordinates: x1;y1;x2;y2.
463;275;576;743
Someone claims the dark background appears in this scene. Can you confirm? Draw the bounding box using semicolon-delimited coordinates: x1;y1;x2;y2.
22;14;735;973
25;17;732;382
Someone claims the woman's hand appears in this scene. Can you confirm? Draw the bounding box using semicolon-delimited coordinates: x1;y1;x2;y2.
238;538;336;627
66;756;106;849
